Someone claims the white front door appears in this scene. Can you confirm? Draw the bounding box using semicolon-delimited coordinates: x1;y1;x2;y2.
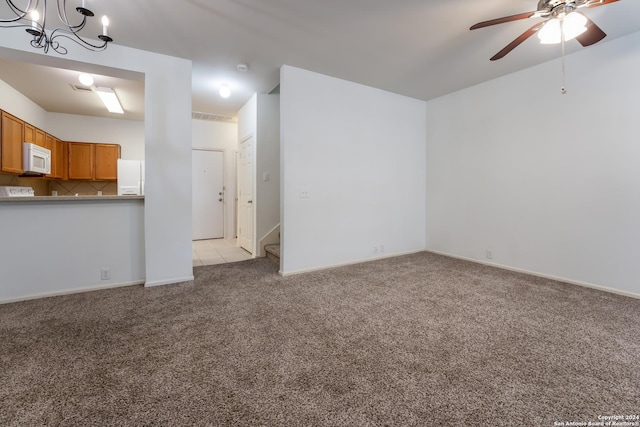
192;150;224;240
238;136;254;253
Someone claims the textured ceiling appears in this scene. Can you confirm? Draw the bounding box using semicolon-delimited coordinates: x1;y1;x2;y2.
0;0;638;120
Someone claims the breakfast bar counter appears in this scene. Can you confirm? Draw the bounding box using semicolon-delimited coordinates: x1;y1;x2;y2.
0;195;144;202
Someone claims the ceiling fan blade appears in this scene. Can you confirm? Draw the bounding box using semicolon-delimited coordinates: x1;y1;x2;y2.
576;14;607;46
470;11;536;30
584;0;620;8
490;22;546;61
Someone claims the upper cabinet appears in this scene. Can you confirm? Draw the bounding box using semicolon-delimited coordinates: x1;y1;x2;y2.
1;109;121;181
53;137;66;180
1;111;24;174
95;144;121;180
68;142;120;181
46;133;66;179
24;123;45;148
68;142;95;180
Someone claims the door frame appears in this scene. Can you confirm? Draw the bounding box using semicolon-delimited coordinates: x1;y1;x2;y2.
237;134;256;254
192;148;225;240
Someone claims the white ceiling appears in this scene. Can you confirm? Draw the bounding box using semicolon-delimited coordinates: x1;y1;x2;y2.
1;0;639;121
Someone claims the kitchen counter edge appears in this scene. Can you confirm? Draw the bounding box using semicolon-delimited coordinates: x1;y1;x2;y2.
0;195;145;202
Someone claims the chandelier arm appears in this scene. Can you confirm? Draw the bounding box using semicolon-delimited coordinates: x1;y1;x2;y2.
2;0;111;55
49;29;109;51
2;0;36;22
56;0;89;32
56;0;71;26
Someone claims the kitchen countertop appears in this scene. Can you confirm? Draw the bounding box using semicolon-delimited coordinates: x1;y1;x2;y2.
0;195;145;202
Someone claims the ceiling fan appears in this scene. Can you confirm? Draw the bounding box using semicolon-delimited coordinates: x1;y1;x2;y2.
470;0;620;61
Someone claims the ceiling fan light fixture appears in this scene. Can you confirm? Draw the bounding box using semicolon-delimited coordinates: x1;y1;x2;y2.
538;13;588;44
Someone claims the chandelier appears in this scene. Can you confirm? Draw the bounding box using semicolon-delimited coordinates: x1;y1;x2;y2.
0;0;113;54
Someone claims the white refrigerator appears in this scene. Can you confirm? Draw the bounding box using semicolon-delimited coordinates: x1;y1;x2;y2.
117;160;145;195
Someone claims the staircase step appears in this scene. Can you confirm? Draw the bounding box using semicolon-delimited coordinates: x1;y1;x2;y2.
264;244;280;263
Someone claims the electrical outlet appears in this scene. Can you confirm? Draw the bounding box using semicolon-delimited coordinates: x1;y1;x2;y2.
486;249;493;260
380;245;384;253
373;246;378;254
100;267;111;280
299;188;310;198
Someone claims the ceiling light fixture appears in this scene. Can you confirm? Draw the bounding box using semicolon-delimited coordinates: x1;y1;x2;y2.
95;87;123;114
78;73;94;86
538;12;588;44
0;0;113;55
236;64;249;72
219;84;231;98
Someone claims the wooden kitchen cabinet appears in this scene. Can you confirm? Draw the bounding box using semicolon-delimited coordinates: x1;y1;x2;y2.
1;111;24;174
68;142;95;180
44;133;54;178
68;142;120;180
54;138;67;180
94;144;121;180
45;133;66;179
24;123;45;147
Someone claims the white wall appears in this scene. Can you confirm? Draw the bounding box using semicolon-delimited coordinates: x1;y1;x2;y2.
0;77;48;128
0;31;193;295
192;119;238;239
238;94;257;142
0;200;145;302
280;65;426;274
425;31;640;296
256;94;280;251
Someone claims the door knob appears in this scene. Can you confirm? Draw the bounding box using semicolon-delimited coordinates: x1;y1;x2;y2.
248;200;253;204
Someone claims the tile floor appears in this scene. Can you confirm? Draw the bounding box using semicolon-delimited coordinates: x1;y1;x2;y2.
192;238;253;266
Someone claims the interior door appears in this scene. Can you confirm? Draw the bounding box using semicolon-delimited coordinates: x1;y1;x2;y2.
192;150;224;240
238;136;254;253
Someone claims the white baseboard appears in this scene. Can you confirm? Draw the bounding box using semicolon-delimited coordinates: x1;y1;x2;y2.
280;249;424;277
144;275;194;288
0;280;146;305
424;249;640;300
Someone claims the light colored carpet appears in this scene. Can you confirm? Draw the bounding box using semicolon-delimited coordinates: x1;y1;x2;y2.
1;252;639;426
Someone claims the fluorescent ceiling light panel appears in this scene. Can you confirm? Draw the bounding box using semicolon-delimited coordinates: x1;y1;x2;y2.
95;86;124;114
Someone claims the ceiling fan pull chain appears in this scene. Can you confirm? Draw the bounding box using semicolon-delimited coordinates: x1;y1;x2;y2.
561;19;567;95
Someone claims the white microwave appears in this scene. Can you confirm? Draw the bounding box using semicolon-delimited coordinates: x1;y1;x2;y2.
23;142;51;175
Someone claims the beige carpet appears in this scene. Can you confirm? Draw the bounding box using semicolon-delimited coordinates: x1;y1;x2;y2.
1;252;639;426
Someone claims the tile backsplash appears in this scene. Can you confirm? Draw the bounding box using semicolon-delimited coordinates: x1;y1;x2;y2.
49;180;117;196
0;173;116;196
0;174;50;196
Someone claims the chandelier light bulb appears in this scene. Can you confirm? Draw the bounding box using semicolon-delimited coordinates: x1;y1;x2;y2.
29;9;39;29
101;15;109;36
219;85;231;98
